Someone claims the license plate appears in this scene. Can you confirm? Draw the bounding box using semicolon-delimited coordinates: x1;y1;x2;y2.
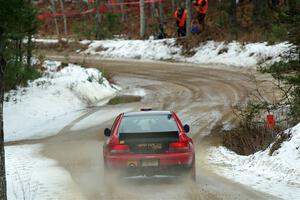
141;159;159;167
137;143;162;150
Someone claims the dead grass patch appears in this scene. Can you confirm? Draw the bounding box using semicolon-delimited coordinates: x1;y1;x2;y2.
95;46;109;52
222;125;278;155
269;131;292;156
35;40;88;53
108;95;142;105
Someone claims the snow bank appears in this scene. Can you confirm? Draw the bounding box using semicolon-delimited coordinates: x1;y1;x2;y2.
4;60;117;142
6;144;85;200
82;39;182;61
81;39;294;68
31;38;74;44
32;38;59;44
186;41;293;67
207;123;300;199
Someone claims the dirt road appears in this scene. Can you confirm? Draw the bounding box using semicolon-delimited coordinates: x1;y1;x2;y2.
42;57;278;200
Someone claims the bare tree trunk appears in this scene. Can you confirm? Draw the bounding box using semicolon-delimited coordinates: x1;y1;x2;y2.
27;34;32;68
0;41;7;200
119;0;127;22
171;0;176;13
229;0;237;25
186;0;191;37
59;0;68;35
95;0;101;39
27;0;33;68
18;39;23;64
229;0;237;39
158;1;164;25
50;0;60;36
77;0;87;27
140;0;145;38
150;2;155;19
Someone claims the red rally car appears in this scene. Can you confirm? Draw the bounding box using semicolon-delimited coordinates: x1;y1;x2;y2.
103;110;195;180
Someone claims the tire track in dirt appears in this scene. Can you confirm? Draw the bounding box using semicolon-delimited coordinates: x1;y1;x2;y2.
41;57;279;200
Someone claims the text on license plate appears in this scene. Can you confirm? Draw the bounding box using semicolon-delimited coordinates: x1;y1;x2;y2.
141;159;159;167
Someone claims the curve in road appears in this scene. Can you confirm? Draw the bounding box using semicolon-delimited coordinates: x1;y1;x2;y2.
41;58;278;200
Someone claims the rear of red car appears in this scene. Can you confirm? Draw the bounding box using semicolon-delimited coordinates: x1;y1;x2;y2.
103;111;195;179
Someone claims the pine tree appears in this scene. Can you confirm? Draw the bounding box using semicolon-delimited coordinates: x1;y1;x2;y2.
260;1;300;122
0;1;13;198
252;0;271;27
0;1;38;196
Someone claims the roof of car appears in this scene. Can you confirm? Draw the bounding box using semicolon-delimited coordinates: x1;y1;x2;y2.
123;111;172;117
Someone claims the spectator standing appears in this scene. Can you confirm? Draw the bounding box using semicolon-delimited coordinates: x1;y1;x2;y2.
194;0;208;32
174;7;187;37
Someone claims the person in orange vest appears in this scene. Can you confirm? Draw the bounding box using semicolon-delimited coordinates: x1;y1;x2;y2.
193;0;208;31
174;7;187;37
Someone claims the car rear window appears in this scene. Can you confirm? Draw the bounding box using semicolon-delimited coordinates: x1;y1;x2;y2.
118;114;179;133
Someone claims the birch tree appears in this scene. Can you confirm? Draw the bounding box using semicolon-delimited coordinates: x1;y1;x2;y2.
140;0;145;38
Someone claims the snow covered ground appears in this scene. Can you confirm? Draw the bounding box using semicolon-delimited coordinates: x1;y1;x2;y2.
4;60;117;142
80;39;294;68
31;37;294;67
6;144;86;200
207;123;300;200
4;60;124;200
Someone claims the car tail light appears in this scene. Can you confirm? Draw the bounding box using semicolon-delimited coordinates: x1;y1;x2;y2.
169;141;189;151
110;144;130;153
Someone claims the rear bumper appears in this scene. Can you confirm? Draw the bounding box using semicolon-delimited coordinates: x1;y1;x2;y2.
105;152;194;169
